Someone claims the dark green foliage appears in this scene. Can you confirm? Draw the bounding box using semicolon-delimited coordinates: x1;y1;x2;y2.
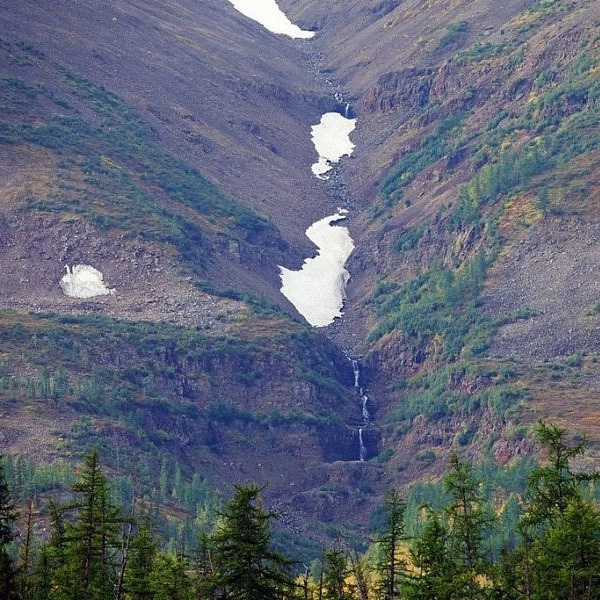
49;449;124;600
405;510;455;600
209;484;294;600
321;548;354;600
369;253;489;351
493;422;600;598
147;553;194;600
123;521;158;600
444;453;495;574
529;496;600;599
0;433;599;598
377;112;467;212
374;490;406;600
0;456;18;599
404;453;496;599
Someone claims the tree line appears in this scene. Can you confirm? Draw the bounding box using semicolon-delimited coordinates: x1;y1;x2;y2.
1;422;600;599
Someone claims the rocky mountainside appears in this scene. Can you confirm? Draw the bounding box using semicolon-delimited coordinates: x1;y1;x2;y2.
1;0;599;548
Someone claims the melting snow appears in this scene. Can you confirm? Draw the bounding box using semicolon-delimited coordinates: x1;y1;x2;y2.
279;210;354;327
60;265;115;299
228;0;315;39
311;112;357;179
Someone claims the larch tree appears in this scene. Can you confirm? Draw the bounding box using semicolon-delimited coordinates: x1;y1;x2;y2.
374;489;406;600
519;422;600;600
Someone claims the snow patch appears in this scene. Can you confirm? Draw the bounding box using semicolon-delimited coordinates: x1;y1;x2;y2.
279;210;354;327
310;112;357;179
60;265;115;299
228;0;315;39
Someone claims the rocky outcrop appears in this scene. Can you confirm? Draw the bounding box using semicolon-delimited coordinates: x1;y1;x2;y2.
361;68;434;114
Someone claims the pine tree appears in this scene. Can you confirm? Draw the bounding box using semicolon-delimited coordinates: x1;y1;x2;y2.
148;552;194;600
518;422;600;599
530;496;600;599
194;530;217;599
521;422;588;530
321;548;354;600
210;484;294;600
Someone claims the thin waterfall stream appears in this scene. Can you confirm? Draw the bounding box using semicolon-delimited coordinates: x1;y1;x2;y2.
352;359;371;462
228;2;373;461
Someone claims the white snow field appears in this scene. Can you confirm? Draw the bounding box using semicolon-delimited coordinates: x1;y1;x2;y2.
60;265;116;299
310;112;357;178
279;210;355;327
228;0;315;39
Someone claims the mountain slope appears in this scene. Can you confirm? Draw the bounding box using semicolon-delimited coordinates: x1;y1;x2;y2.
1;0;600;548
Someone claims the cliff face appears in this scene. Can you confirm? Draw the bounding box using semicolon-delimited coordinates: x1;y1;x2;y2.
1;0;600;543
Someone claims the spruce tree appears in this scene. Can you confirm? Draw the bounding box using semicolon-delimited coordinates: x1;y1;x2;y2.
444;452;494;575
51;449;123;600
148;552;194;600
530;496;600;599
123;520;158;600
210;484;294;600
321;548;354;600
518;422;600;599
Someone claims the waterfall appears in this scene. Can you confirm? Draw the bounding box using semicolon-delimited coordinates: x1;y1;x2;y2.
361;391;370;422
350;357;371;461
352;359;360;389
359;428;366;462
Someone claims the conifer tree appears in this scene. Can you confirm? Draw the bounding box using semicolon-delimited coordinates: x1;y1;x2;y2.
518;422;600;599
374;489;406;600
321;548;354;600
411;452;495;600
0;455;18;599
148;552;194;600
405;510;456;600
530;495;600;599
51;449;123;600
444;452;494;577
123;520;158;600
210;484;294;600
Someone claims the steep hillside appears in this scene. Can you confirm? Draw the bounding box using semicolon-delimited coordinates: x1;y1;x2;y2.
308;0;600;474
1;0;600;551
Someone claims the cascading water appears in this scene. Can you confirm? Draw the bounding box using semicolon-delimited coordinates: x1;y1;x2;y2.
359;428;366;462
361;391;370;422
351;358;370;461
352;359;360;389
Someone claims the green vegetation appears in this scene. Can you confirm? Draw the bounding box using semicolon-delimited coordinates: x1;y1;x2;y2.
376;112;467;214
438;21;469;50
368;16;600;427
3;424;599;598
0;56;278;273
0;309;353;550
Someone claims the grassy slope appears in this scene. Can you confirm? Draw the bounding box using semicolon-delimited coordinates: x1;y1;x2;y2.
355;0;600;476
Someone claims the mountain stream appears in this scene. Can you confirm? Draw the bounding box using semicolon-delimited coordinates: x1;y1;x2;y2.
229;1;370;461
